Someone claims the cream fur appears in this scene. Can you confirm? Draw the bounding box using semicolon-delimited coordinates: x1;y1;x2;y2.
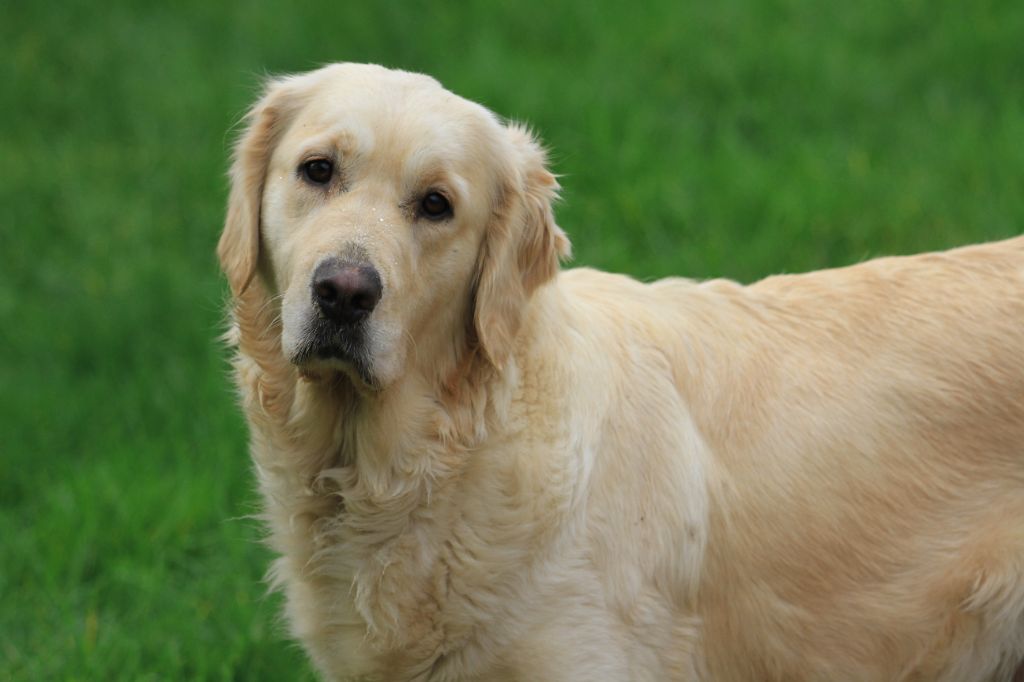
219;63;1024;681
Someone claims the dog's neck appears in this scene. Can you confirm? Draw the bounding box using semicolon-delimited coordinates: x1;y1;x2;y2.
232;280;570;674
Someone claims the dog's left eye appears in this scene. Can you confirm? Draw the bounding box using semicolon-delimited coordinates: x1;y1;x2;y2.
420;192;452;220
302;159;334;185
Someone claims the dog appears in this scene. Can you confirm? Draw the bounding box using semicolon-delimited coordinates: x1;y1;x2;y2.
218;63;1024;681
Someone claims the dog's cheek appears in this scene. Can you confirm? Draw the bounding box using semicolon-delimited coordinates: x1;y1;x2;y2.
278;286;312;360
367;320;406;386
259;212;299;294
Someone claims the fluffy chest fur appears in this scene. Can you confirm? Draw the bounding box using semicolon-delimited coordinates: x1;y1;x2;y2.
233;291;587;679
229;281;710;681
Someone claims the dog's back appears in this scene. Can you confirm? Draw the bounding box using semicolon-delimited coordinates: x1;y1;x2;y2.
561;236;1024;680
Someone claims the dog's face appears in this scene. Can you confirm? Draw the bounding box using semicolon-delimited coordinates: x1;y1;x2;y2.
219;64;570;390
261;67;504;388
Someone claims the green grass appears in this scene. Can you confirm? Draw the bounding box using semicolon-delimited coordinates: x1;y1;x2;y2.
2;0;1022;678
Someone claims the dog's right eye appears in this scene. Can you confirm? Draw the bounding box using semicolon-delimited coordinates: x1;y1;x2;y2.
302;159;334;185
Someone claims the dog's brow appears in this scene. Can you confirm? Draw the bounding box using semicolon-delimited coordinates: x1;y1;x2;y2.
413;165;468;197
295;128;367;162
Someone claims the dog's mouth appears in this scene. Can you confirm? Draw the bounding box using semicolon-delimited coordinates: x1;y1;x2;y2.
290;317;378;389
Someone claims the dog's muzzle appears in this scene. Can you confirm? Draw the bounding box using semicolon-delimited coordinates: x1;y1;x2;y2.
291;258;384;385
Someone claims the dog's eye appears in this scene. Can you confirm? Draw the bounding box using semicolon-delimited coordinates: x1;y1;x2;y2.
302;159;334;185
420;192;452;220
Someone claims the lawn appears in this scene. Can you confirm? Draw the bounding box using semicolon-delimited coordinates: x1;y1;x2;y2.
2;0;1022;679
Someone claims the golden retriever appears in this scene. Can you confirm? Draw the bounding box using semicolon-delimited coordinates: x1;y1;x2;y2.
218;63;1024;681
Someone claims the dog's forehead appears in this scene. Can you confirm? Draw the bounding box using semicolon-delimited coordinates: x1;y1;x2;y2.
285;67;501;167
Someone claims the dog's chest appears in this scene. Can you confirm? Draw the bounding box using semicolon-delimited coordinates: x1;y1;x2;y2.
280;475;453;679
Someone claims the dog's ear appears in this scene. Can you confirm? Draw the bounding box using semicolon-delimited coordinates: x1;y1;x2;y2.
218;77;304;295
472;124;571;370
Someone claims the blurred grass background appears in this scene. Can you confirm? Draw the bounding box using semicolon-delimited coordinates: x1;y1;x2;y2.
2;0;1022;679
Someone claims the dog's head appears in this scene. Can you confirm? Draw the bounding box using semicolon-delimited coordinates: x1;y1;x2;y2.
219;63;570;390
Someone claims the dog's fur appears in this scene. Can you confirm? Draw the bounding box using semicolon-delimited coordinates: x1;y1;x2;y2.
218;63;1024;681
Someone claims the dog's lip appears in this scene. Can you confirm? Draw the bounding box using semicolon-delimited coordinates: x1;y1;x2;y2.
290;343;355;369
292;345;378;390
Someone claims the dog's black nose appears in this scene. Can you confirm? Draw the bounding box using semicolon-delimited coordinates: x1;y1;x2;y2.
311;259;383;325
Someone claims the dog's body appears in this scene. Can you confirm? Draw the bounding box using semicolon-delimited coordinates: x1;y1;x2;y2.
219;63;1024;680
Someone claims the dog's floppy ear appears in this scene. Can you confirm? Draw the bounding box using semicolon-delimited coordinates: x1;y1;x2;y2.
472;123;571;370
218;76;304;295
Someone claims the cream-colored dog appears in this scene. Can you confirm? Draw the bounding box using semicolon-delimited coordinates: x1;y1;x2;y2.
218;63;1024;681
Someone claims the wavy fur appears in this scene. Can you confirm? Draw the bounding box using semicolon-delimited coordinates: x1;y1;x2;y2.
220;63;1024;681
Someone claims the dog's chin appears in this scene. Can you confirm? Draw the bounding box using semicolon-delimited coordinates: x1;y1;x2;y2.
288;333;380;387
292;345;379;391
283;311;383;391
296;348;380;391
283;311;406;392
